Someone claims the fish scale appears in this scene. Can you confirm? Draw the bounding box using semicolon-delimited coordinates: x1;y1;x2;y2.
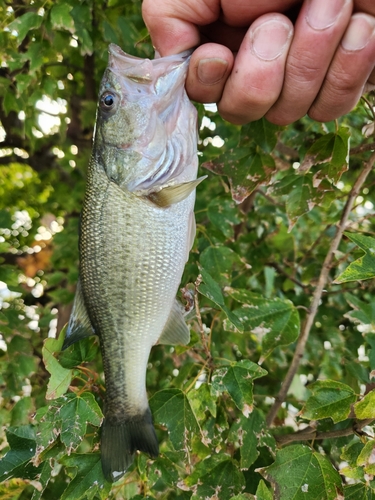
80;163;191;407
63;44;203;481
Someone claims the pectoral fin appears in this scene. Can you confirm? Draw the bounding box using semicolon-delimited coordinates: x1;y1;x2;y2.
147;176;207;208
158;300;190;345
62;280;95;350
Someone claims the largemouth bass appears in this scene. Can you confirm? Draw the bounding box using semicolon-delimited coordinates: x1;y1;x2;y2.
63;44;203;482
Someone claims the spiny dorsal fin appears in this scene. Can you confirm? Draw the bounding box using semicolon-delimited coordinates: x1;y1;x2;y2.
62;280;95;350
157;300;190;346
147;176;207;208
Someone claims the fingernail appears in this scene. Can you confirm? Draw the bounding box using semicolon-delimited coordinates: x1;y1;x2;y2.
251;19;292;61
341;14;375;51
306;0;346;30
197;58;228;85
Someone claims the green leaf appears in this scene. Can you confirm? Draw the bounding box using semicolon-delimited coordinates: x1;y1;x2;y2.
207;197;241;240
357;441;375;475
7;12;43;44
30;460;53;500
0;426;41;481
354;389;375;419
211;360;267;415
35;392;102;454
240;118;280;153
185;456;246;500
198;269;244;332
225;288;300;357
259;444;343;500
301;380;356;423
335;233;375;283
228;410;275;469
203;149;277;203
42;328;72;400
58;337;99;369
150;388;200;451
301;127;350;183
200;246;244;286
50;4;74;31
256;480;273;500
60;453;111;500
187;383;217;420
344;294;375;331
344;483;375;500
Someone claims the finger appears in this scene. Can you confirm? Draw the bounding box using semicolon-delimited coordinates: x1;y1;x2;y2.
217;14;293;124
185;44;234;103
142;0;220;56
266;0;353;125
219;0;300;26
308;13;375;121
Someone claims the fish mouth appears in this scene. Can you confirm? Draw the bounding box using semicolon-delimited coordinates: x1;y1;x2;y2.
108;44;191;87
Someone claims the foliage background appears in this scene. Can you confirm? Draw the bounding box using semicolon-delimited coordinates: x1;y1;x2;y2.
1;0;375;498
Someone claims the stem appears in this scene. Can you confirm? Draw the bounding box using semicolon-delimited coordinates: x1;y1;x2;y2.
275;419;374;445
266;151;375;427
350;142;375;155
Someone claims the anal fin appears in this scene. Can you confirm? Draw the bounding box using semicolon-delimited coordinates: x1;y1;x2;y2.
62;280;95;350
158;300;190;346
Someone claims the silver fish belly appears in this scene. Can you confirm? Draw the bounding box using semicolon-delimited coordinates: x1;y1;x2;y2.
63;44;202;482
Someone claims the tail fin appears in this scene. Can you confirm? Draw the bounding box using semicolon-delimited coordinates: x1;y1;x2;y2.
101;408;159;482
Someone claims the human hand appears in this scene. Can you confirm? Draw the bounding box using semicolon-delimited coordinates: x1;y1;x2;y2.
142;0;375;125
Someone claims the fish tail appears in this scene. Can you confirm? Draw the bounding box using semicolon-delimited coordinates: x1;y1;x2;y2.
101;407;159;483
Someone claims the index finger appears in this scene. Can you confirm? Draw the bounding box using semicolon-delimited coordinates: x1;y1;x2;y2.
142;0;219;55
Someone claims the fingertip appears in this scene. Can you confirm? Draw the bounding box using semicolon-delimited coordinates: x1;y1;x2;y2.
142;1;200;56
186;44;234;103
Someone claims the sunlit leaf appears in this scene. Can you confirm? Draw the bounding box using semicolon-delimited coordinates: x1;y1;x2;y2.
42;328;72;400
354;389;375;419
335;233;375;283
7;12;43;44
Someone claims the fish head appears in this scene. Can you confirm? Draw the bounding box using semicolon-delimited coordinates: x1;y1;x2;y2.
93;44;197;191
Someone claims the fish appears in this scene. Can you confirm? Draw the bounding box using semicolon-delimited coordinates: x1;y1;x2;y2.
62;44;204;482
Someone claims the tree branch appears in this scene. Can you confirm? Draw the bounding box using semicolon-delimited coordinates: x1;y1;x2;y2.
266;151;375;427
275;418;374;445
350;142;375;155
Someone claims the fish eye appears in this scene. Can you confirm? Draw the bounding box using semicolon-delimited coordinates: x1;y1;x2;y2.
100;91;118;112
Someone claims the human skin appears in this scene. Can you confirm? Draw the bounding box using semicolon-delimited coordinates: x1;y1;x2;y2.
142;0;375;125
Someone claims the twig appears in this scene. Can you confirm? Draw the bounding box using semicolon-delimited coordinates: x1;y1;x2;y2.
350;142;375;155
275;418;374;445
266;151;375;427
267;261;310;290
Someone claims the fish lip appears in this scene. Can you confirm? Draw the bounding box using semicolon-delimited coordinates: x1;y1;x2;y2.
108;43;192;83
